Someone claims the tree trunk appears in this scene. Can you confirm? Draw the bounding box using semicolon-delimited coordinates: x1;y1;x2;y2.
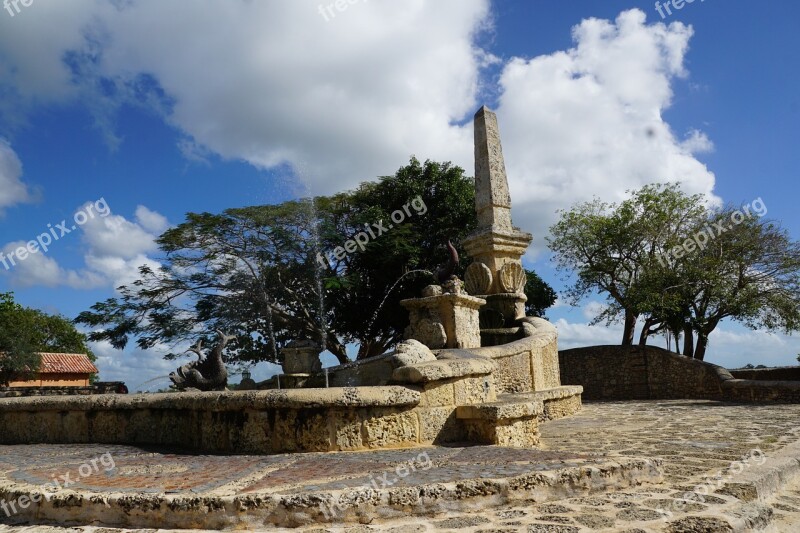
682;324;694;358
325;334;350;365
638;317;658;346
622;310;637;346
694;333;708;361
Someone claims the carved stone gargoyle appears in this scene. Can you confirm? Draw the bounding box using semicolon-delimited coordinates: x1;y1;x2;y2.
169;330;235;392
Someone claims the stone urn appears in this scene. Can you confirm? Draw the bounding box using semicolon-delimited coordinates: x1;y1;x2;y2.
281;340;322;375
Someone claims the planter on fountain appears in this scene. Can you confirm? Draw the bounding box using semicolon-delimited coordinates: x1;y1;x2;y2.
280;340;322;387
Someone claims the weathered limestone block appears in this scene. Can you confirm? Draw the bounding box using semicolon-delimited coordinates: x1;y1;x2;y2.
362;410;419;449
90;410;123;443
454;375;497;405
331;410;364;450
417;406;462;444
157;410;196;447
236;410;271;453
494;419;540;447
392;358;494;384
541;393;583;422
418;380;456;407
530;347;547;391
473;106;513;232
491;351;533;394
128;409;162;445
539;341;562;390
271;409;331;453
457;400;542;447
401;292;485;350
391;339;437;367
60;411;90;442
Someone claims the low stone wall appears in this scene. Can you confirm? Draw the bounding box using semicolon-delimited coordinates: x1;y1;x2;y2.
560;345;800;403
730;367;800;381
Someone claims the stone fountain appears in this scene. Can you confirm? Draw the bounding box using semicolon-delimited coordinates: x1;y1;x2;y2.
0;106;582;457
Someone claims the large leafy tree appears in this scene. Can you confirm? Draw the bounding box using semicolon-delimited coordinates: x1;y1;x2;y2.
642;206;800;360
549;183;800;360
0;292;96;385
548;183;706;345
77;158;557;366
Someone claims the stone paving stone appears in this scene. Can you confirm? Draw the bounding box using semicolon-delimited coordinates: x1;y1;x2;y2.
2;400;800;531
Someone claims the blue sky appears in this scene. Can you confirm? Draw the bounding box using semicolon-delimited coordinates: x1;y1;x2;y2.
1;0;798;389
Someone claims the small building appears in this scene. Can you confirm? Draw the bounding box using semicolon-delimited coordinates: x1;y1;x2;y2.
7;353;98;388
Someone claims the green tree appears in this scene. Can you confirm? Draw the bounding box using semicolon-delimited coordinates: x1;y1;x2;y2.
548;183;706;345
524;271;557;318
0;292;96;385
667;207;800;360
549;183;800;360
77;158;556;365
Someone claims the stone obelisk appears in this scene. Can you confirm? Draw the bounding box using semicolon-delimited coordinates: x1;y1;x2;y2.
462;106;532;326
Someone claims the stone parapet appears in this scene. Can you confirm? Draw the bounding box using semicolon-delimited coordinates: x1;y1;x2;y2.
560;345;800;403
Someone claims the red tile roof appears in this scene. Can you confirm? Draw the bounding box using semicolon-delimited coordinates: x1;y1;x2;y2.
37;353;98;374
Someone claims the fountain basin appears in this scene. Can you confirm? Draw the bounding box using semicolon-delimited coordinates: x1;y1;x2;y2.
0;319;582;455
0;387;425;454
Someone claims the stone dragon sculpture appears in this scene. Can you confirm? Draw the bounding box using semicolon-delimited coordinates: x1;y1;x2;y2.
169;330;235;391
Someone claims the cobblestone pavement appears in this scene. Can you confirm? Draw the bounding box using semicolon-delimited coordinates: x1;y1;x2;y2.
2;400;800;531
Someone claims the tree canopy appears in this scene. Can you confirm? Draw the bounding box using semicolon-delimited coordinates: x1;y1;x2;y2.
77;158;557;367
0;292;96;385
549;183;800;360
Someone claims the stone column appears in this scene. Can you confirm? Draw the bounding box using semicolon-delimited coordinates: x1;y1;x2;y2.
462;107;532;325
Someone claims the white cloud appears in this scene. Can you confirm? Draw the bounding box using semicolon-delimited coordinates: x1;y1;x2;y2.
582;300;610;322
555;317;623;349
80;210;159;259
0;0;490;193
0;140;35;212
89;338;181;390
0;239;105;289
496;9;718;253
0;203;167;290
135;205;170;235
1;6;717;241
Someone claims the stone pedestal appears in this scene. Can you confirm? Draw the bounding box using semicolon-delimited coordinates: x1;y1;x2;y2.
401;292;486;350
